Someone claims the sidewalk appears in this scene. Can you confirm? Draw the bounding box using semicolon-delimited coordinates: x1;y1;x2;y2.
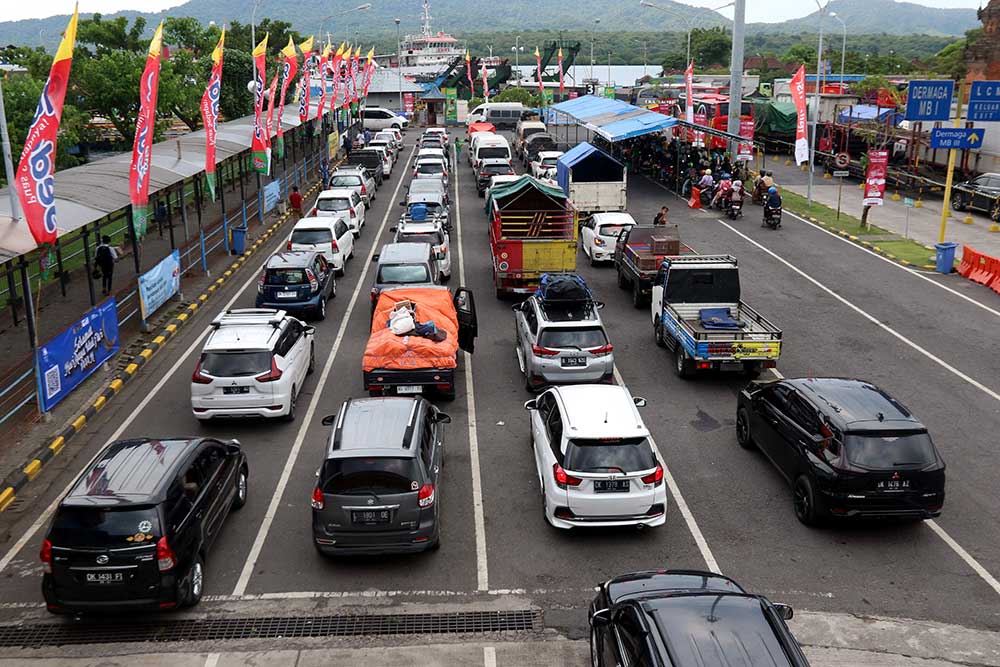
762;157;1000;258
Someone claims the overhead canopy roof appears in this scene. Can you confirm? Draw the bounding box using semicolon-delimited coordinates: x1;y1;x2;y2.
556;142;624;193
545;95;677;142
0;101;317;263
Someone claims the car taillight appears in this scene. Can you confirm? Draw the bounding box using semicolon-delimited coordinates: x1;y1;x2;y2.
255;356;283;382
642;464;664;487
311;487;325;510
306;268;319;292
371;288;379;303
286;240;292;251
349;207;356;218
331;240;339;252
360;183;367;195
532;345;560;357
418;483;435;508
589;344;614;357
39;539;52;573
553;463;582;489
156;536;176;572
191;359;213;384
257;272;265;294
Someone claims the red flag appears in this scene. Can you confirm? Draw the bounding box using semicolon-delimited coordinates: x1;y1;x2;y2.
297;37;314;123
465;51;473;95
200;29;224;200
481;62;489;101
330;43;344;111
558;48;564;96
315;45;330;121
129;23;164;236
14;7;78;247
362;48;375;98
684;61;694;124
265;69;279;145
251;34;269;174
276;36;299;159
790;65;808;164
535;47;543;98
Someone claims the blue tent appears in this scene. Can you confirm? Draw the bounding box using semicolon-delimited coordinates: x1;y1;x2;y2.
556;142;624;194
544;95;677;142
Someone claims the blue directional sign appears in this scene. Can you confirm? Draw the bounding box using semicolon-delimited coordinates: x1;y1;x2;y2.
930;127;987;150
905;80;955;121
967;81;1000;123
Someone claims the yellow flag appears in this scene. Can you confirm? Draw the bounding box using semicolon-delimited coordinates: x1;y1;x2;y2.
336;42;345;58
54;4;79;62
148;22;164;58
252;33;268;57
280;35;296;59
211;28;225;65
534;46;540;58
366;47;374;63
321;44;332;59
298;36;314;54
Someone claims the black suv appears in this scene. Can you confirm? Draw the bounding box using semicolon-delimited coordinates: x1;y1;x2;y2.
256;251;337;320
476;162;515;196
312;397;450;555
737;377;946;525
589;570;808;666
41;438;248;614
951;172;1000;220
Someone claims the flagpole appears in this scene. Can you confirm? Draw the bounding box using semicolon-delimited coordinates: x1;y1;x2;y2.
0;78;22;221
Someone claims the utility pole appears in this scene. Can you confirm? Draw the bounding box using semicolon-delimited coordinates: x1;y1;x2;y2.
726;0;746;156
395;18;402;112
806;1;826;204
0;78;22;222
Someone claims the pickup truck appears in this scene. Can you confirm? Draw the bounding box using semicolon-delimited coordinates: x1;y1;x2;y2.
362;286;477;400
614;224;689;308
650;254;782;378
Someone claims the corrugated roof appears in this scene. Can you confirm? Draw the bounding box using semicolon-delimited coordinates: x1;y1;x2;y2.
545;94;676;142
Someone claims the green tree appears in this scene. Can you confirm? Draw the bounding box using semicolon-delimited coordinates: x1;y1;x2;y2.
930;28;980;80
783;43;817;66
689;27;730;67
660;52;686;72
492;87;541;106
225;19;305;57
75;14;147;56
218;49;256;122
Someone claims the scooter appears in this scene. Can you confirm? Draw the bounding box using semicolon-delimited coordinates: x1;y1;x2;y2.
727;197;744;220
762;205;782;229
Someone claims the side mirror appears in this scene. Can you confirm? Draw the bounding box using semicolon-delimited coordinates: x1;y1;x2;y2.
524;399;537;411
389;226;398;233
633;396;647;408
773;603;794;621
371;253;380;262
590;608;611;626
321;414;337;426
226;440;242;455
433;412;452;424
304;326;317;335
314;467;321;478
595;301;605;310
399;201;406;207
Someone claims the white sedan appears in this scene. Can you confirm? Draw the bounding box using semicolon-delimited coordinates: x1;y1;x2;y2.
580;212;636;265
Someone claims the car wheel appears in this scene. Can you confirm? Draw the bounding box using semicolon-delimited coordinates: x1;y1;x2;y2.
335;262;345;277
232;465;249;510
308;343;316;374
631;282;643;309
180;555;204;608
654;319;666;347
617;269;628;289
440;271;451;283
283;386;297;422
793;475;824;526
736;407;755;450
951;192;966;211
589;247;598;267
674;346;691;379
316;297;327;321
992;202;1000;222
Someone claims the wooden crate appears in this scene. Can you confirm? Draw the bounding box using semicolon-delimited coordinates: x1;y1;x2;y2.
650;236;681;256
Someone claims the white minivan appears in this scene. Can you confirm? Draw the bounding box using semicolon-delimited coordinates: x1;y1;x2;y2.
467;102;525;129
471;135;512;171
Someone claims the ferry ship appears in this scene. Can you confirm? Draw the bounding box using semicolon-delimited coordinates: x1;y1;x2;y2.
398;1;464;77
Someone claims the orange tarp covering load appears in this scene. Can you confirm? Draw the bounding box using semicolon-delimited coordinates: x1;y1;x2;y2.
467;122;495;135
363;288;459;372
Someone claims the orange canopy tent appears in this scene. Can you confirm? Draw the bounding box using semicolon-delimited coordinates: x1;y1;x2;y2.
467;122;496;136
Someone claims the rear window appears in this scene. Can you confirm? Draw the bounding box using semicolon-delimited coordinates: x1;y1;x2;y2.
523;127;544;139
265;268;308;285
50;506;161;547
417;163;444;174
565;438;656;473
397;231;444;245
377;263;431;284
317;198;350;212
321;457;421;495
291;228;333;245
541;157;559;166
844;431;937;469
329;176;361;188
479;147;509;159
200;351;271;377
481;164;512;176
598;224;632;237
538;326;608;349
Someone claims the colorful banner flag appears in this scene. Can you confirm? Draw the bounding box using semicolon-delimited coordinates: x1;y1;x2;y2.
352;46;361;104
481;62;489;102
14;6;79;247
535;47;544;99
200;29;224;200
298;36;314;123
128;22;164;238
465;51;473;95
275;36;298;159
558;48;564;96
340;43;352;109
791;65;809;165
684;61;694;124
316;44;330;121
265;69;279;148
251;34;270;175
737;118;754;161
362;47;375;98
330;43;344;111
863;150;889;206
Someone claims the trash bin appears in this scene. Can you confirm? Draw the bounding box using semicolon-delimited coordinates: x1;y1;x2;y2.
934;242;958;274
231;225;248;255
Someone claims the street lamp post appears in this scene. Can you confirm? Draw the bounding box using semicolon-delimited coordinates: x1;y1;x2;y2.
806;0;827;204
250;0;265;46
607;51;612;88
591;18;600;82
512;36;524;87
640;0;735;66
830;12;846;90
395;18;402;112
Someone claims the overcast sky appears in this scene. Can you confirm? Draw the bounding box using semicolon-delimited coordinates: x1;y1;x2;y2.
2;0;986;24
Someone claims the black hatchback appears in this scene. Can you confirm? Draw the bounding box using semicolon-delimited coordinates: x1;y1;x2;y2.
737;377;946;525
41;438;248;614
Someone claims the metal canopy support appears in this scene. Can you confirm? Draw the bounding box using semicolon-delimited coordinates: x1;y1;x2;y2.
81;225;96;307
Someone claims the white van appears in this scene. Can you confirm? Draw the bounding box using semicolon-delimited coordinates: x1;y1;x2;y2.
362;106;409;131
471;135;511;171
467;102;525;129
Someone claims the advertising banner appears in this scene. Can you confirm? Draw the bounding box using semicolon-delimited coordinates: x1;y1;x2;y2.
684;61;694;124
603;87;615;99
328;131;340;159
693;112;707;147
251;35;270;174
737;118;755;161
790;65;809;165
404;92;415;113
201;29;224;199
262;180;281;213
139;249;180;321
297;37;314;123
863;150;889;206
443;87;458;122
129;23;165;236
276;36;298;159
37;299;120;413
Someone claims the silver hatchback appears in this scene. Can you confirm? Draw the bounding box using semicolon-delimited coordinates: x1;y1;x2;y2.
513;295;614;391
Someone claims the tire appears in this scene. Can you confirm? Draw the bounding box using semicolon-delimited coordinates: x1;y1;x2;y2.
736;407;755;450
992;202;1000;222
631;281;644;309
316;297;327;321
674;345;691;379
654;318;666;348
793;475;824;526
589;248;597;267
426;534;441;551
232;465;249;510
180;555;204;608
951;192;966;212
335;262;345;277
307;344;316;374
440;271;451;283
617;269;628;289
283;386;297;422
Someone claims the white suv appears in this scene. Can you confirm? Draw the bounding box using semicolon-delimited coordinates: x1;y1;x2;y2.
311;187;366;237
391;219;451;282
580;212;636;265
362;107;408;131
287;217;354;276
191;309;315;421
525;384;666;529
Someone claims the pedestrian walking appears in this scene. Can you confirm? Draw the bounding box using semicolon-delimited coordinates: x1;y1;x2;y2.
454;136;463;159
154;200;168;235
320;157;330;188
289;185;303;219
653;206;669;226
94;235;118;295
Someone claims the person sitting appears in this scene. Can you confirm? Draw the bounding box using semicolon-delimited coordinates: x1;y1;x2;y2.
697;169;715;192
711;173;733;208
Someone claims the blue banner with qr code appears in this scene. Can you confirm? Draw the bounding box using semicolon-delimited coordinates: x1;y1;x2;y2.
36;299;120;413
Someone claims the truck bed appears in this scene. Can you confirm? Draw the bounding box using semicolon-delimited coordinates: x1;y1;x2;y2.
672;302;780;341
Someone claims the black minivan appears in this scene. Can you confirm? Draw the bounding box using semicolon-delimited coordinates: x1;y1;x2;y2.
41;438;248;613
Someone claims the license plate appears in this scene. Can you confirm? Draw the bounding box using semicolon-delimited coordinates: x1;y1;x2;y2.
223;386;250;395
720;361;743;371
561;357;586;368
396;385;423;394
85;572;124;584
277;291;297;299
876;479;910;491
352;510;391;524
593;479;630;493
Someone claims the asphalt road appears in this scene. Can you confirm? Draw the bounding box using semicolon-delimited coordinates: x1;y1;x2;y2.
2;132;1000;648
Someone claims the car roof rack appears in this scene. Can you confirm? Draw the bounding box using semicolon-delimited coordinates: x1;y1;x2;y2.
211;308;286;329
401;399;420;449
662;254;738;267
330;400;350;451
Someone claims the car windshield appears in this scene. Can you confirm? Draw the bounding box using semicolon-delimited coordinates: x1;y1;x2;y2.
377;264;431;284
200;351;272;377
49;506;161;547
317;198;350;212
397;231;444;245
291;228;333;245
479;147;509;159
417;163;444;174
537;326;608;349
265;268;308;285
565;438;656;473
329;176;361;188
598;223;632;237
844;431;937;469
321;457;420;495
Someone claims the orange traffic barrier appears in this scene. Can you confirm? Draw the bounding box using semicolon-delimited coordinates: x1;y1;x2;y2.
970;253;994;285
956;245;979;278
688;186;702;209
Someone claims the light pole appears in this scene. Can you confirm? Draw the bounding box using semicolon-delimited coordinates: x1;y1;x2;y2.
395;18;402;112
250;0;265;46
607;51;612;88
512;37;524;86
640;0;734;66
806;0;827;204
830;12;846;91
643;40;648;78
318;4;371;47
591;18;600;82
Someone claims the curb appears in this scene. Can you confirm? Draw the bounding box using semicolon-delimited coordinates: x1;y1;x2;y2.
0;176;326;512
801;215;937;271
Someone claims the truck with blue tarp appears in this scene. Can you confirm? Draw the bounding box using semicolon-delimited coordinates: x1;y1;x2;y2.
556;142;627;213
649;254;782;378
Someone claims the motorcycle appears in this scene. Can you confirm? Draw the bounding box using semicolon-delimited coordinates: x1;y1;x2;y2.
762;205;782;229
751;180;767;205
727;197;744;220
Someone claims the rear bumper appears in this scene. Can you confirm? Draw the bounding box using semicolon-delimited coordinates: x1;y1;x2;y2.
528;367;614;388
364;368;455;395
192;404;287;420
42;574;180;614
820;489;944;519
548;508;666;530
256;294;324;313
313;517;437;555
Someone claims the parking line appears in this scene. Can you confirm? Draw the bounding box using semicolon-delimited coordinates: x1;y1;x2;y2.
483;646;497;667
454;145;490;592
231;146;417;597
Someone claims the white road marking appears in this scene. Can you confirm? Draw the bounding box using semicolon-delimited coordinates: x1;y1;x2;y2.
926;520;1000;597
203;653;220;667
483;646;497;667
231;147;417;596
454;144;490;592
612;367;721;574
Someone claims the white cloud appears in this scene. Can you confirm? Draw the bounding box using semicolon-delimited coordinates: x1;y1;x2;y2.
3;0;185;22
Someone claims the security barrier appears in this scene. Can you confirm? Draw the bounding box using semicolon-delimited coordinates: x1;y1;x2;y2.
957;245;1000;296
